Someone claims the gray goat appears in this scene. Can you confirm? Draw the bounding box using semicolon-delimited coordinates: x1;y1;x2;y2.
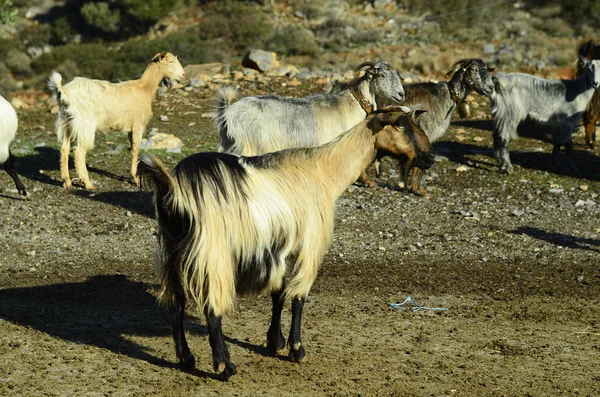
214;61;405;156
491;59;600;174
363;58;495;191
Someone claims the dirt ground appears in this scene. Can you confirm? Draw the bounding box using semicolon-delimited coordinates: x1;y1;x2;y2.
1;79;599;396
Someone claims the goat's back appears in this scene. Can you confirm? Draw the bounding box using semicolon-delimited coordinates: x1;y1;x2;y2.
399;82;454;142
217;91;364;156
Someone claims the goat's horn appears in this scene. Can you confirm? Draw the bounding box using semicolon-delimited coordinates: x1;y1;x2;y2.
354;61;377;72
445;58;471;77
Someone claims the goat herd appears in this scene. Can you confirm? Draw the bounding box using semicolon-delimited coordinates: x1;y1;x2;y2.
1;40;600;380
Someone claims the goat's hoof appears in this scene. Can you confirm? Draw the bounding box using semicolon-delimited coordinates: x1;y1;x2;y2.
84;184;96;191
62;181;72;189
267;337;286;355
178;353;196;371
288;343;306;363
216;361;237;380
366;181;377;189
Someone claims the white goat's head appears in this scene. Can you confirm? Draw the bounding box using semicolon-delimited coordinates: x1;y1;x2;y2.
355;61;405;104
446;58;495;97
152;51;186;82
586;59;600;89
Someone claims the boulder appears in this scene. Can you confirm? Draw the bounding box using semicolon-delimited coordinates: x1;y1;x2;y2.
140;133;183;153
242;50;279;72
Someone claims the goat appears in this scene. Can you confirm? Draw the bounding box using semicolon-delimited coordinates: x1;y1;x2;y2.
490;59;600;174
361;58;495;191
47;51;185;190
138;109;435;380
0;95;27;197
214;61;405;156
577;40;600;148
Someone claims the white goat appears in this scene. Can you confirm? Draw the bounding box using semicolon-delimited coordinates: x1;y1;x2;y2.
138;109;434;380
47;51;185;190
491;59;600;173
0;95;27;196
214;61;405;156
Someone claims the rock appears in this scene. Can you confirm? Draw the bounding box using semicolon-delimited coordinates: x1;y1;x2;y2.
10;97;28;109
267;65;300;77
511;209;525;216
140;133;183;152
575;200;586;207
456;165;469;172
580;185;589;191
287;80;302;87
548;188;564;193
184;63;231;79
242;50;279;72
483;43;496;54
159;115;169;122
189;78;205;88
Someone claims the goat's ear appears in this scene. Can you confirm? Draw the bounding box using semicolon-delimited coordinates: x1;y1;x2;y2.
410;109;427;123
151;52;167;63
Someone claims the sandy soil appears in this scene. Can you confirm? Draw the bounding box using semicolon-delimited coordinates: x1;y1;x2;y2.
1;80;599;396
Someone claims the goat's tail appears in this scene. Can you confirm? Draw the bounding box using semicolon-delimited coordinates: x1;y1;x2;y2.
47;71;67;106
138;153;174;200
213;86;239;152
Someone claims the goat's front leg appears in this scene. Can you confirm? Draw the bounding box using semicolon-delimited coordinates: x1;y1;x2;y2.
267;288;286;355
287;296;307;363
74;145;95;190
493;129;513;174
4;152;27;197
358;169;377;189
170;291;195;370
407;167;427;196
129;126;144;185
583;109;597;149
204;306;236;380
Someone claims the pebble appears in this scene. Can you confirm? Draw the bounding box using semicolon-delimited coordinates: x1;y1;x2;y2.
580;185;589;191
126;211;132;217
548;188;564;193
159;115;169;122
511;209;525;217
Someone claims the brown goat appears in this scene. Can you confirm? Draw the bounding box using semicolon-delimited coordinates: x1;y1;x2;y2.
359;108;434;192
577;40;600;148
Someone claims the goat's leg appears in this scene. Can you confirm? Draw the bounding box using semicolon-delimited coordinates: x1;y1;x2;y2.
59;128;72;188
129;126;144;185
358;169;377;189
73;145;95;190
170;291;195;370
583;109;597;149
267;288;286;354
287;296;307;363
3;152;27;197
204;306;236;380
407;167;427;196
493;128;513;174
564;138;578;173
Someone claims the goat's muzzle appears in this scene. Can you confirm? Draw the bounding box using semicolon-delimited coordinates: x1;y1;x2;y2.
414;151;436;170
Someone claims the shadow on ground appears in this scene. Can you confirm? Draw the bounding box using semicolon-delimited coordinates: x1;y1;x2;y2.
0;274;285;378
513;226;600;252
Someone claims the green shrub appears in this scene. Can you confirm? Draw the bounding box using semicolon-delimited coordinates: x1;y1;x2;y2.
81;2;121;33
268;25;319;56
5;49;31;76
0;0;18;26
122;0;179;22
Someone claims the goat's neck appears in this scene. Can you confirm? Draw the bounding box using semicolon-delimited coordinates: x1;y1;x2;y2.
139;63;165;95
447;71;467;105
317;124;375;196
353;79;377;114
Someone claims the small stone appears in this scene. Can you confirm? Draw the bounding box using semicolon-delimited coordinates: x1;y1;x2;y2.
126;211;132;217
378;246;386;252
456;165;469;172
575;200;586;207
548;188;564;193
511;209;525;216
159;115;169;122
580;185;589;191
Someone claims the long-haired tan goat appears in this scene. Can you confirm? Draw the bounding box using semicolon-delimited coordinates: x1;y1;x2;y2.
138;109;434;380
47;51;185;190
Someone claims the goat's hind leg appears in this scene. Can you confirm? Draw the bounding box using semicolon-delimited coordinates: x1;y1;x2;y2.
4;152;27;197
169;291;195;371
74;145;95;190
204;306;236;380
129;126;144;185
58;119;72;188
288;296;307;363
583;109;597;149
267;288;286;355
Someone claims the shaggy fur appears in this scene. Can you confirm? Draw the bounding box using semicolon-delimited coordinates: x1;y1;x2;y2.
577;40;600;148
47;51;185;190
138;110;434;380
490;59;600;173
0;95;27;196
214;62;405;156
